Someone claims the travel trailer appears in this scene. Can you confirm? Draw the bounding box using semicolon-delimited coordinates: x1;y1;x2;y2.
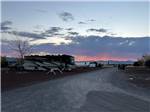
24;54;76;71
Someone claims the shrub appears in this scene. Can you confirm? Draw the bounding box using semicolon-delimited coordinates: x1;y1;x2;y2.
1;57;8;67
145;60;150;67
118;64;126;70
98;63;103;68
133;61;143;66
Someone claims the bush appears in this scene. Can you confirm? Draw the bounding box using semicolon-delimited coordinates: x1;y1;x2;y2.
1;57;8;67
133;61;143;66
98;63;103;68
118;64;126;70
145;60;150;67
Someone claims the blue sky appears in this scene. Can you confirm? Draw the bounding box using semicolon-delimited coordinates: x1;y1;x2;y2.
2;1;149;37
1;1;150;60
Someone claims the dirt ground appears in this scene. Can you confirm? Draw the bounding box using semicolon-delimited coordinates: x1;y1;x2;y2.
1;67;102;91
124;68;150;87
2;68;150;112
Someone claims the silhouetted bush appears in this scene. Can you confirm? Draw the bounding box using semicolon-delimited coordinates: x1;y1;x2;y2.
1;57;8;67
133;62;140;66
118;64;126;70
98;63;103;68
133;60;143;66
145;60;150;67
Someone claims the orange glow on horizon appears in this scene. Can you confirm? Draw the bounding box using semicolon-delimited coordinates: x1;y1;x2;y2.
74;55;136;61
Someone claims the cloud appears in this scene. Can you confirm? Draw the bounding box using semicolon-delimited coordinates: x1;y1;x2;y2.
2;34;149;60
52;33;64;36
9;31;45;39
1;22;64;39
88;19;96;22
87;28;108;33
58;12;74;22
2;25;64;40
45;27;63;36
1;21;46;40
28;36;149;60
66;36;148;59
68;31;79;36
1;20;148;60
78;19;96;25
34;25;43;29
30;37;72;46
1;20;12;31
45;27;63;34
69;36;149;57
36;9;47;13
65;28;73;31
78;21;86;24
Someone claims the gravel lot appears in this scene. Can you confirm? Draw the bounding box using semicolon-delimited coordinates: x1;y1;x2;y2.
2;68;150;112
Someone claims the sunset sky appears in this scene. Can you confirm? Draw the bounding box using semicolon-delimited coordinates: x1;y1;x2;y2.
1;1;150;61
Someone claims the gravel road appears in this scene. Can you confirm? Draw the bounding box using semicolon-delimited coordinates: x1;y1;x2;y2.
2;68;150;112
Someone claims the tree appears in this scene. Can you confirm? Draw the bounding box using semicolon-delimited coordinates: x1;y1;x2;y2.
8;39;32;63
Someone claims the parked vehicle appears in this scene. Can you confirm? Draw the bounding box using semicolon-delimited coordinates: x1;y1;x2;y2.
89;61;98;67
24;54;76;71
10;60;47;71
64;64;76;71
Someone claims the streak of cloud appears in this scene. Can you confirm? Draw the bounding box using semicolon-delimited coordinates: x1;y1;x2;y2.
87;28;108;33
9;31;46;39
58;12;74;22
78;21;86;24
88;19;96;22
65;28;73;31
36;9;47;13
1;20;12;31
68;31;79;36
